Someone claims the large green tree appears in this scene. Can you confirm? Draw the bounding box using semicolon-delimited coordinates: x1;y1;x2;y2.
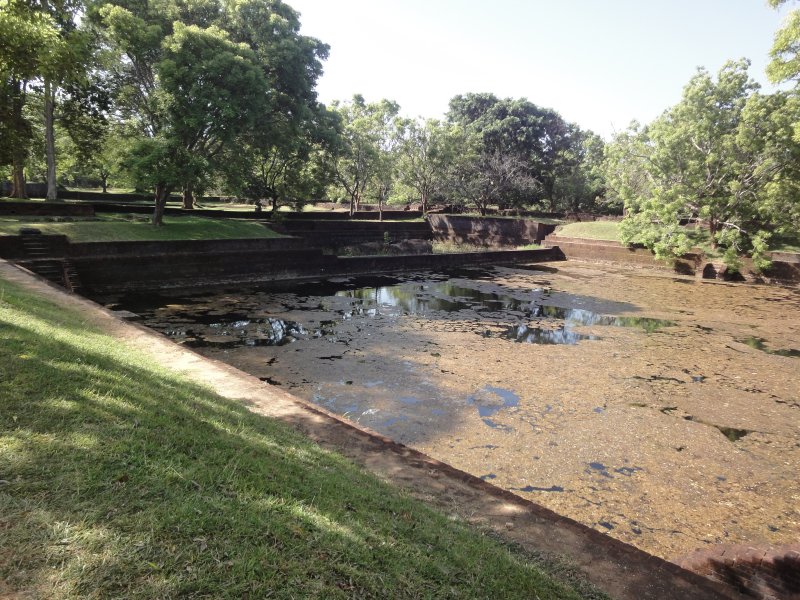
768;0;800;84
329;95;400;215
127;22;268;224
219;0;332;210
230;102;341;211
96;0;328;223
609;60;799;268
0;0;59;197
446;93;585;212
394;118;455;214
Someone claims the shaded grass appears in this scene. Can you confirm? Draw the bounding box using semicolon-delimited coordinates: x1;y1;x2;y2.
555;222;621;241
0;214;282;242
0;279;606;599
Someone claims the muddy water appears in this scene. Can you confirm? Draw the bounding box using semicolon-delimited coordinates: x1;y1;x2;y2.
104;262;800;561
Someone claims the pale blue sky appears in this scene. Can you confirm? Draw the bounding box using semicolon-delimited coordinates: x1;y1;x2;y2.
287;0;791;137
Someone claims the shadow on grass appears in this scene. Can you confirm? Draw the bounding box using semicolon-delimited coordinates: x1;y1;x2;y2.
0;281;604;599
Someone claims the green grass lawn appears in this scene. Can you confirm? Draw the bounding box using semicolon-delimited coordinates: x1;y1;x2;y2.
554;221;621;241
0;279;605;599
0;214;282;242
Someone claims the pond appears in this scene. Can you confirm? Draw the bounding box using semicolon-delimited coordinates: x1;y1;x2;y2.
99;261;800;561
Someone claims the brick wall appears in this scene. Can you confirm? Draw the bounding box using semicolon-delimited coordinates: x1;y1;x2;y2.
427;214;556;247
677;543;800;600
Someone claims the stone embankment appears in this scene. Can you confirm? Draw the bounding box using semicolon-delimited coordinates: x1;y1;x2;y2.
677;544;800;600
427;213;556;247
541;234;800;283
0;233;561;294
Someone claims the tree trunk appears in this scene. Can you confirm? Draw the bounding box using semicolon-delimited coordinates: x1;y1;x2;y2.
44;79;58;202
349;193;356;217
181;182;194;209
421;191;428;214
9;80;27;199
152;183;172;226
709;218;718;249
11;156;27;199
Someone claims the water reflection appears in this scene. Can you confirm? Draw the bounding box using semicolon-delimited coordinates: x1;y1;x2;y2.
110;270;673;350
739;336;800;358
336;280;673;346
503;324;597;345
467;385;520;429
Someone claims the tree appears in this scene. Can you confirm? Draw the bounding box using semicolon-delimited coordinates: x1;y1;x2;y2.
329;95;400;215
446;93;583;212
215;0;330;211
96;0;328;223
148;23;269;223
768;0;800;84
232;103;341;211
551;130;607;214
97;1;269;223
609;60;799;269
447;141;539;215
0;0;59;197
395;118;454;213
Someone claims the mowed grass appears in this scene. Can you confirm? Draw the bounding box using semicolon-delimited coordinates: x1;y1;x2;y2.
0;279;605;599
554;221;621;241
0;214;282;242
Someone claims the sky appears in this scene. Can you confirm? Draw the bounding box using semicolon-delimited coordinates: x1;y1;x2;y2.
286;0;792;138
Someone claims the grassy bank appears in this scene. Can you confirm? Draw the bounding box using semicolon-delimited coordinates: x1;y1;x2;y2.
0;279;605;599
554;221;621;241
0;214;281;242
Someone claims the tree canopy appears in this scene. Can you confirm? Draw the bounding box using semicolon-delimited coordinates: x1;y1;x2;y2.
606;60;800;269
0;0;797;269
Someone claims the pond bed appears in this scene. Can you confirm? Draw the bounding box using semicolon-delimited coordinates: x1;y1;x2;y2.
100;261;800;560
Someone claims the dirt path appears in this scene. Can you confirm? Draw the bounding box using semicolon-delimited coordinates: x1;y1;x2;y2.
0;260;744;600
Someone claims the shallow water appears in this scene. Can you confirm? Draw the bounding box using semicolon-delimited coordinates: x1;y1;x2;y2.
102;262;800;560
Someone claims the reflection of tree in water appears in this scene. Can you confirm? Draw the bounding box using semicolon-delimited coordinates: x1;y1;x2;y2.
337;281;532;314
504;324;597;345
538;306;674;332
338;281;674;338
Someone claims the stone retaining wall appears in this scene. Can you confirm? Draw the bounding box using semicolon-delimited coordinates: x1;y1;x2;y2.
277;210;422;221
541;235;800;282
0;234;71;260
67;237;306;258
70;248;334;292
74;247;561;293
427;214;556;247
676;543;800;599
1;233;561;293
0;201;95;217
279;219;433;249
541;235;701;272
